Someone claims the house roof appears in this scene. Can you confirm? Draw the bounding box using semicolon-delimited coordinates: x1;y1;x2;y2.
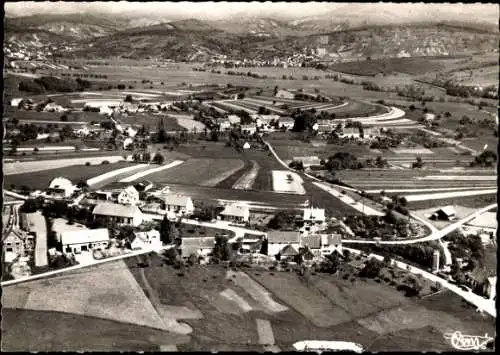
280;244;299;256
268;231;300;244
133;230;160;243
279;117;295;123
121;185;138;196
303;208;325;221
92;202;142;218
221;204;249;217
240;124;256;130
436;205;456;216
49;177;73;190
301;234;321;249
323;233;342;245
160;194;191;206
61;228;109;246
227;115;241;124
465;212;497;230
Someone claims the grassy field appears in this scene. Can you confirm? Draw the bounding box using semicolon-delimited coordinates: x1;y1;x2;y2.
330;57;447;76
143;158;244;187
407;193;496;210
4;161;134;190
118;113;187;131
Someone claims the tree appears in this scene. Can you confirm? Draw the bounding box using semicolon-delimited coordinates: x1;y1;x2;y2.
76;180;89;191
237;93;245;100
213;234;231;262
153;152;165;164
359;257;383;278
142;151;151;162
159;216;172;244
60;114;69;122
20;198;44;213
124;94;133;103
259;238;268;255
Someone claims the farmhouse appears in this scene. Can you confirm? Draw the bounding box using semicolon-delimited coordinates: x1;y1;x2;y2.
181;236;216;260
159;194;194;216
243;142;251;150
10;98;23;107
61;228;110;254
303;207;326;224
431;206;457;221
254;114;280;127
130;229;162;251
267;231;301;256
47;177;76;198
301;233;343;257
275;89;295;99
220;204;250;224
92;202;143;226
117;185;140;205
279;117;295;130
217;117;232;131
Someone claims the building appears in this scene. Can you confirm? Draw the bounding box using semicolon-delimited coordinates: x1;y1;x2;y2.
130;229;162;251
301;233;343;258
123;137;134;150
217;117;232;131
431;206;457;221
275;89;295;99
267;231;301;256
2;233;25;256
432;249;440;273
243;142;251;150
159;194;194;216
47;177;76;198
61;228;110;254
279;244;300;261
486;276;496;300
240;124;257;135
292;156;321;168
10;98;23;107
92;202;143;226
227;115;241;125
220;204;250;224
44;102;66;113
464;212;497;234
181;236;216;260
117;185;140;205
125;126;138;138
279;117;295;130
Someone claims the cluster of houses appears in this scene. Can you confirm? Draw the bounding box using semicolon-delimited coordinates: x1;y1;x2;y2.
83;100;173;116
215;113;294;134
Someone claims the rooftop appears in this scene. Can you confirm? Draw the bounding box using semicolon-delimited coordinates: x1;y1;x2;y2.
61;228;109;246
221;204;249;217
268;230;301;244
160;194;192;206
92;202;142;218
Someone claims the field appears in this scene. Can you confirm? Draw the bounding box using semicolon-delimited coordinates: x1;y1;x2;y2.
118;113;187;131
272;170;306;195
330;57;447;76
143;158;245;187
3;161;139;190
2;253;495;352
407;194;497;210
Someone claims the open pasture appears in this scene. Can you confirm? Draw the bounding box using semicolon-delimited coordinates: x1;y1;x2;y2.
142;158;245;187
118;113;187;131
3;161;137;191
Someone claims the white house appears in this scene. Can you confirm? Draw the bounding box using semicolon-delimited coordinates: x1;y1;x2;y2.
181;236;216;260
227;115;241;125
293;156;321;168
279;117;295;130
74;125;90;137
243;142;251;150
99;105;114;116
44;102;66;113
61;228;110;254
92;202;143;226
160;194;194;216
275;89;295;99
486;276;496;300
47;177;76;198
125;126;138;138
217;118;232;131
130;229;162;251
303;207;326;224
117;185;140;205
10;98;23;107
220;204;250;224
240;124;257;135
254;114;280;127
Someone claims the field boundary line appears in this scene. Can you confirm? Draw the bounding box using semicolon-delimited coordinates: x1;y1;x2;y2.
87;163;149;186
119;160;184;182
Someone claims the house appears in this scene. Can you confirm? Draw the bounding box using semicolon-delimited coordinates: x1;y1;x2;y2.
464;212;497;234
486;276;496;300
159;194;194;216
217;117;232;131
75;125;90;137
243;142;251;150
130;229;162;251
275;89;295;99
117;185;140;205
2;233;25;257
126;126;138;138
254;114;280;127
279;244;300;261
123;137;134;150
431;206;457;221
61;228;110;254
47;177;76;198
92;202;143;226
44;102;66;113
293;156;321;168
301;233;343;258
240;124;257;135
267;231;301;256
227;115;241;125
279;117;295;130
220;204;250;224
181;236;216;260
10;98;23;107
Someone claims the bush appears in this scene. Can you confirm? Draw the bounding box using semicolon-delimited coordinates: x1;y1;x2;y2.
101;160;110;165
85;162;91;166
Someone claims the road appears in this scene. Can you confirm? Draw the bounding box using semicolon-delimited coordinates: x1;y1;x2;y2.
181;218;266;240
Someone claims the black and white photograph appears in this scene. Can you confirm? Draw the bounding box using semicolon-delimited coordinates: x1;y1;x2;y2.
1;1;498;352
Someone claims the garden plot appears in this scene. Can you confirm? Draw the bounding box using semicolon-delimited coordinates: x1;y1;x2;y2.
404;189;497;202
213;100;257;114
212;288;253;315
3;156;125;175
226;270;288;313
174;117;206;131
119;161;184;183
391;147;434;154
416;175;497;181
88;163;150;186
233;161;260;190
272;170;306;195
1;260;168;331
144;158;245;187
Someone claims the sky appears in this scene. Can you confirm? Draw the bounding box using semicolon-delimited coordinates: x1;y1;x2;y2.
4;2;498;22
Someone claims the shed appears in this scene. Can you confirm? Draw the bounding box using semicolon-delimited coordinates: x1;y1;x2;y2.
61;228;110;254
